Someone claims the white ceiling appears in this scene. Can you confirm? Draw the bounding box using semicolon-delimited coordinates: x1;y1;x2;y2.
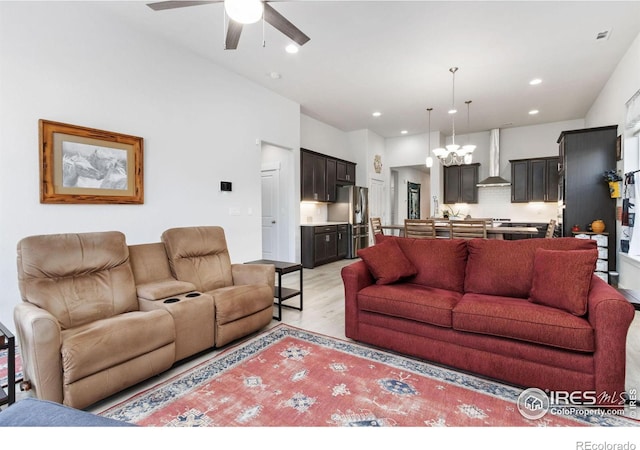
96;0;640;138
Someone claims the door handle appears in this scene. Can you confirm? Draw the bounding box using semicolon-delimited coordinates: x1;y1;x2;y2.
272;220;276;224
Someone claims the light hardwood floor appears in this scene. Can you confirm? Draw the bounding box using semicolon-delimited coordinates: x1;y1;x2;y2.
10;257;640;413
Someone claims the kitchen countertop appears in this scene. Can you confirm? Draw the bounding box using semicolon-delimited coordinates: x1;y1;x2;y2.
300;222;350;227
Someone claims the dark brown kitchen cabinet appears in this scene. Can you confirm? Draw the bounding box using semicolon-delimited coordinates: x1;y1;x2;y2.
337;160;356;184
301;148;356;202
559;125;617;272
326;158;337;202
301;150;327;201
301;225;342;268
337;224;348;258
443;163;479;204
510;157;559;203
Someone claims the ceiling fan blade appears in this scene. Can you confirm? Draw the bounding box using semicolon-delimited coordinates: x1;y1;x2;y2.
225;20;243;50
146;1;218;11
263;3;310;46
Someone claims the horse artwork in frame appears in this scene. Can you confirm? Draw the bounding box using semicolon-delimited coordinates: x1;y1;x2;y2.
39;119;143;204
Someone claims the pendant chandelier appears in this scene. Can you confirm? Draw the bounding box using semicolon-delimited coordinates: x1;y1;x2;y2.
431;67;475;166
425;108;434;168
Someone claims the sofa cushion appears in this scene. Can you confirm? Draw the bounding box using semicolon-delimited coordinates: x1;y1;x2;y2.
357;238;416;285
358;283;462;328
60;309;176;384
529;249;597;316
452;294;594;352
464;237;597;298
162;226;234;292
394;237;468;292
208;284;274;325
17;231;138;329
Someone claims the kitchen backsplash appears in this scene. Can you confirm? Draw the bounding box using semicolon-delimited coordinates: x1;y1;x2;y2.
301;186;558;225
443;186;558;223
300;202;329;224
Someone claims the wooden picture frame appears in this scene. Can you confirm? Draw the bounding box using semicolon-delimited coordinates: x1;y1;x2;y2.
39;119;143;204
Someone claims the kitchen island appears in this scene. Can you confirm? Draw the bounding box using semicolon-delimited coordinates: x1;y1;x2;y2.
381;222;539;239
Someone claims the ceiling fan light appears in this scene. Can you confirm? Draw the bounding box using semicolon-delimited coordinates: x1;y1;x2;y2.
225;0;264;24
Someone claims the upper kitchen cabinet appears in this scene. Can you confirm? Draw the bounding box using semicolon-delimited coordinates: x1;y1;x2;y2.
301;148;356;202
301;149;330;202
510;157;559;203
336;160;356;185
443;163;479;204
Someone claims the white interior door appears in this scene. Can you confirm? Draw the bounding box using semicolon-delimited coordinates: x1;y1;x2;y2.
261;168;280;260
369;178;385;244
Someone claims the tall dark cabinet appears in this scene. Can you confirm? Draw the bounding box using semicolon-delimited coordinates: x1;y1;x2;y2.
558;125;617;271
443;163;479;204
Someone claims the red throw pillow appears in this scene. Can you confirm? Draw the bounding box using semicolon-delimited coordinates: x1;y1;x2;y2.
529;248;597;316
357;238;416;285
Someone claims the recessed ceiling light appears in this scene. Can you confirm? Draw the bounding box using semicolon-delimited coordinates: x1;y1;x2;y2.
448;108;457;115
372;111;382;117
285;44;299;54
269;71;281;79
529;78;542;85
401;130;408;135
529;109;539;115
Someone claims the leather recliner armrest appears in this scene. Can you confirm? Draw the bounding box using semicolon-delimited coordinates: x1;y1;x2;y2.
13;302;64;404
136;279;197;301
231;264;275;291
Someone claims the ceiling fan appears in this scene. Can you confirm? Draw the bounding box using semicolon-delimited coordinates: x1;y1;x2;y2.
146;1;310;50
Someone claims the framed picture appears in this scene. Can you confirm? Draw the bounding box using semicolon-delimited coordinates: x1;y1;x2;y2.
407;181;421;219
616;134;623;161
39;119;143;204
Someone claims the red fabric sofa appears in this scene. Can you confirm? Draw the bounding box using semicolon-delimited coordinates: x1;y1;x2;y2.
342;236;635;406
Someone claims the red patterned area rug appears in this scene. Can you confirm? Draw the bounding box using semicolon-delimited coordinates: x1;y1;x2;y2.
0;347;22;388
99;325;637;427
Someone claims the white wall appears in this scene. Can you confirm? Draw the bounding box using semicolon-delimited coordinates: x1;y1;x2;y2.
585;31;640;288
301;114;351;160
386;120;584;223
0;2;300;329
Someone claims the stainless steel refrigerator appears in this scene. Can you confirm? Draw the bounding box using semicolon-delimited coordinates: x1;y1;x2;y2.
328;185;369;258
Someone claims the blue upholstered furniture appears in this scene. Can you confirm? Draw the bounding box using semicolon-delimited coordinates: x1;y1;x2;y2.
0;398;134;427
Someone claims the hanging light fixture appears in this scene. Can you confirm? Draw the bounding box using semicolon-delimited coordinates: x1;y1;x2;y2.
431;67;475;166
224;0;264;24
426;108;434;168
462;100;476;164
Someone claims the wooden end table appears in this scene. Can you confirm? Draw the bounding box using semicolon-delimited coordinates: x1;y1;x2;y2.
0;321;16;406
245;259;303;321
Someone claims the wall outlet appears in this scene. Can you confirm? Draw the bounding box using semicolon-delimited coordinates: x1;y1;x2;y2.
229;207;241;216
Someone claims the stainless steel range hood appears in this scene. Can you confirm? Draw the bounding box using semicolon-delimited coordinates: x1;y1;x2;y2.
477;128;511;187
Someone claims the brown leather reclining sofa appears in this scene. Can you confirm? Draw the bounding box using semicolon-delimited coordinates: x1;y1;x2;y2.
13;226;274;409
